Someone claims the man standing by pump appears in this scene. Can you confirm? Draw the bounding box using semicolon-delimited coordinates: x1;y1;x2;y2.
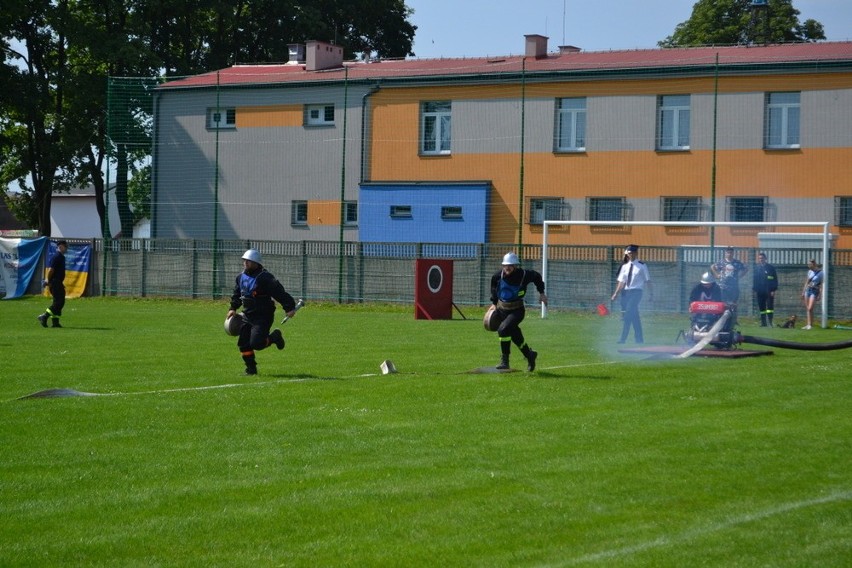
752;252;778;327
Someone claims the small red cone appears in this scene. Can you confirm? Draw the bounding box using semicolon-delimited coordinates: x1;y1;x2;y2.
596;303;610;316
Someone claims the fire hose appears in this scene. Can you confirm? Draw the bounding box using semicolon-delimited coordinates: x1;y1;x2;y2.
741;335;852;351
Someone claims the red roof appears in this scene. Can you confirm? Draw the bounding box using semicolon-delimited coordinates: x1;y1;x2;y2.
159;42;852;89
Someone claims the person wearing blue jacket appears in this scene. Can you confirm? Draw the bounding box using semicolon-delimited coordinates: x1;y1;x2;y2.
227;249;297;375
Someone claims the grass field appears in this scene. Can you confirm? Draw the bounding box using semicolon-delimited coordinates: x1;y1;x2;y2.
2;296;851;567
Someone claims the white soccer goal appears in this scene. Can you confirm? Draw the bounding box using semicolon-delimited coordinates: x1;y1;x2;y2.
541;221;831;328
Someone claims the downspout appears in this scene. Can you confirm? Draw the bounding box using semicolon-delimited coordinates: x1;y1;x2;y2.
359;81;382;183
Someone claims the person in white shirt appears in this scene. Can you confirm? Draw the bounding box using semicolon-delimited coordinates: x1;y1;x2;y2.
611;244;651;344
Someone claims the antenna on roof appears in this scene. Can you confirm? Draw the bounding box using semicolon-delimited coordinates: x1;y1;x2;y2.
562;0;567;47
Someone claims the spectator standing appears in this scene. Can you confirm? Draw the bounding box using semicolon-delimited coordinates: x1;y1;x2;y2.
752;252;779;327
801;259;824;330
711;246;748;304
611;244;651;344
711;246;748;322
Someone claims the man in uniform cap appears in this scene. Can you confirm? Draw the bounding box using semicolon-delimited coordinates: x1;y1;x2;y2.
611;244;651;344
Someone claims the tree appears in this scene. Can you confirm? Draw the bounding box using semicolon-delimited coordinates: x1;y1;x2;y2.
0;0;159;237
659;0;825;48
2;1;416;236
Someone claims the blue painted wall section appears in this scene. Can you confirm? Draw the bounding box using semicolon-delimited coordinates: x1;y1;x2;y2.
359;182;490;256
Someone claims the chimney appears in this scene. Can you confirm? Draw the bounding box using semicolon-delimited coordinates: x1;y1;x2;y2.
305;40;344;71
524;34;548;59
287;43;305;65
558;45;581;54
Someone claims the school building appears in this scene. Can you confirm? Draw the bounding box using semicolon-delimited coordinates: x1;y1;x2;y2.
152;36;852;250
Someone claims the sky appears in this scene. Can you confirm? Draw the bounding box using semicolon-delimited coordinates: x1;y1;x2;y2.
405;0;852;58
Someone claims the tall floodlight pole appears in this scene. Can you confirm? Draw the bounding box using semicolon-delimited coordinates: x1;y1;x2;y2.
338;67;349;303
710;53;719;250
518;57;527;254
212;71;222;296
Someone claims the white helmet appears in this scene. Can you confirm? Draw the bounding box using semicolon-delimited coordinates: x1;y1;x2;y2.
700;272;714;284
501;252;520;266
242;249;262;265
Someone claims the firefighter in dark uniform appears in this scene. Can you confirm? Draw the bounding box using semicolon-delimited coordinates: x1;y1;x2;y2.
752;251;778;327
37;239;68;328
227;249;297;375
489;252;547;371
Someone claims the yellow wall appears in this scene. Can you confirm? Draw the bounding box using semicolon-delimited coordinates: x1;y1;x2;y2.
237;105;303;128
307;201;343;226
368;76;852;247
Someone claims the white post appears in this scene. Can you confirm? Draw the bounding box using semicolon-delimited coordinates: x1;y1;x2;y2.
541;222;549;319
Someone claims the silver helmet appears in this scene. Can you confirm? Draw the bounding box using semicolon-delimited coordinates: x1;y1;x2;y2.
501;252;520;266
700;272;714;284
242;249;263;265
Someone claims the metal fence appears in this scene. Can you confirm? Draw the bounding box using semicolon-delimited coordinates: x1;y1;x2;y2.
40;239;852;320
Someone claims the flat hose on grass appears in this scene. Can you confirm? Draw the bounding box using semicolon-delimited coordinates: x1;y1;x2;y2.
741;335;852;351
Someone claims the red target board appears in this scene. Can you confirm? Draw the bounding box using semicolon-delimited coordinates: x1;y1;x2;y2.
414;259;454;320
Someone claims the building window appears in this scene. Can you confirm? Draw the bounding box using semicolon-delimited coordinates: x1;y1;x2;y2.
306;104;334;126
727;196;767;223
661;196;702;222
587;197;628;222
207;108;236;129
765;92;800;149
529;198;571;224
421;101;451;155
556;97;586;152
343;201;358;226
657;95;690;150
390;205;412;218
441;206;463;220
291;201;308;225
835;196;852;227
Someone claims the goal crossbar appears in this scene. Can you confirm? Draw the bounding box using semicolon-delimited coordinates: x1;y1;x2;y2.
541;221;830;328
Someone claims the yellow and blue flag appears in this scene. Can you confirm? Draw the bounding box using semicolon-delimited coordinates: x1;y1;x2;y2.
43;241;91;298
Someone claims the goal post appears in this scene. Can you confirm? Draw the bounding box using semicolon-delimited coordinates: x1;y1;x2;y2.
540;221;831;328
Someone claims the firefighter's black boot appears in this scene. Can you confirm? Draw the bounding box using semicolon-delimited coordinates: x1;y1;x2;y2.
269;329;285;350
51;317;62;328
760;314;767;327
37;313;48;327
496;354;509;370
521;345;537;372
242;353;257;375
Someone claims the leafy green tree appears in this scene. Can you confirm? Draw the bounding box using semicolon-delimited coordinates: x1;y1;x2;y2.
1;0;158;237
0;0;70;236
2;0;416;236
659;0;825;48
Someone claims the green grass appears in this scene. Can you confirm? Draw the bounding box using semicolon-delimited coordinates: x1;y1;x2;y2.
2;296;851;567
